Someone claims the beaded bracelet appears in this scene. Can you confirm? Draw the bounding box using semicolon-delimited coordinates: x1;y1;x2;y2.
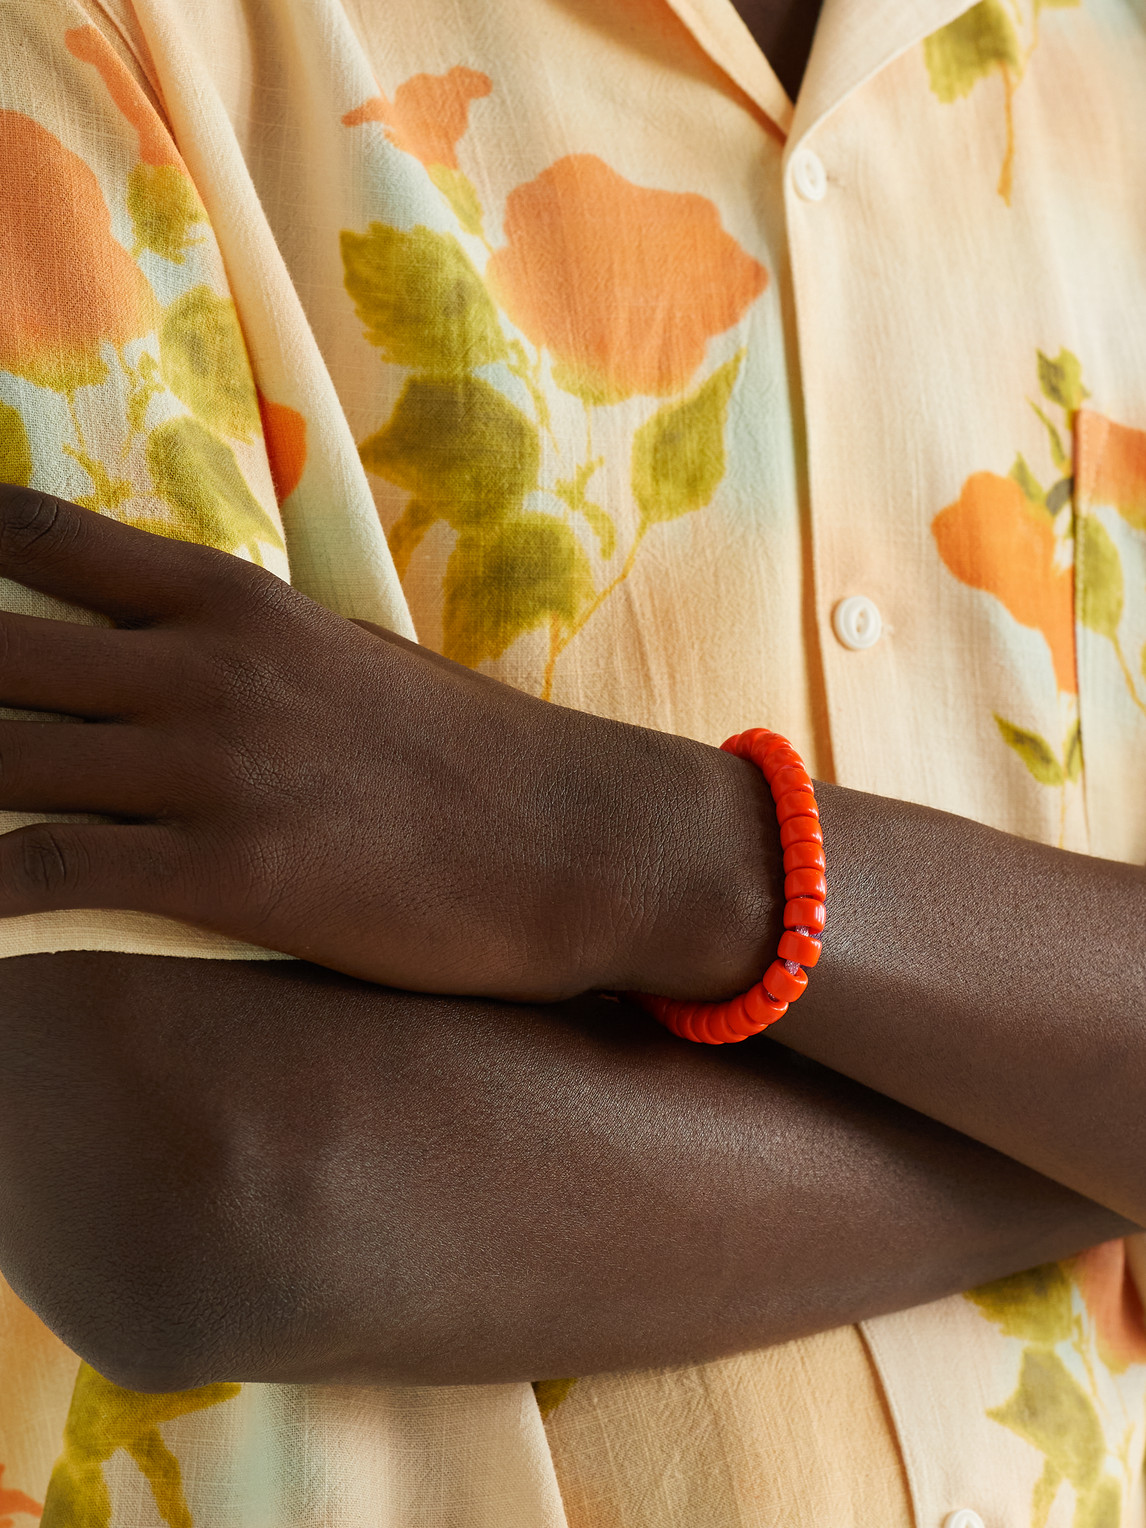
631;729;824;1045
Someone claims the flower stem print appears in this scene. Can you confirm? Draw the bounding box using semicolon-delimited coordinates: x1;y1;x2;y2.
343;74;766;697
932;350;1085;842
922;0;1080;204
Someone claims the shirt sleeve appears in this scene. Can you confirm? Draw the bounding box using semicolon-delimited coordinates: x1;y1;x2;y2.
0;1;298;961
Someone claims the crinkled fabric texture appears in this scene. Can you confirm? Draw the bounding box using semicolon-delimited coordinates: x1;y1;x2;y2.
2;0;1146;1522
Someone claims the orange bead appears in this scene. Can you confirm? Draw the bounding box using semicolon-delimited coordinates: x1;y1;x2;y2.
776;789;819;824
778;929;822;967
763;959;808;1005
760;747;802;780
784;896;827;932
734;728;771;758
704;1002;743;1044
743;984;788;1028
721;997;762;1040
784;868;826;901
692;1005;724;1045
682;1004;712;1043
769;764;812;800
784;840;825;873
780;814;823;849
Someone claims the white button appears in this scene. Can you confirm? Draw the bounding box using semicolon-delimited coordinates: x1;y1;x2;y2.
943;1513;986;1528
790;147;827;201
832;595;882;650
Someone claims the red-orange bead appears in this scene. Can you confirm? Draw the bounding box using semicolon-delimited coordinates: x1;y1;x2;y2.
778;929;822;967
760;747;802;780
769;764;812;799
784;840;826;873
779;815;823;849
670;1003;699;1042
734;729;772;758
785;868;826;902
722;998;762;1039
775;789;819;824
743;984;788;1028
763;959;808;1005
707;1002;746;1043
635;727;823;1046
697;1005;729;1045
785;896;827;932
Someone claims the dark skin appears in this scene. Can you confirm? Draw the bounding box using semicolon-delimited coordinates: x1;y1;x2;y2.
733;0;824;99
0;483;1139;1395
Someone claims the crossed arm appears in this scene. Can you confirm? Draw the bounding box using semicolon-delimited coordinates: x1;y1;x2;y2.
0;484;1139;1391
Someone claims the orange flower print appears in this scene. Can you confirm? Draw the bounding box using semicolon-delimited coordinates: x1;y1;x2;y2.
1072;1240;1146;1372
342;67;492;170
64;26;180;169
0;1465;41;1528
1077;409;1146;529
257;393;309;502
486;154;767;401
932;470;1076;693
0;110;156;392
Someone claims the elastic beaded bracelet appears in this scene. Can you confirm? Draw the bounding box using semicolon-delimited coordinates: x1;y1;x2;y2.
631;729;825;1045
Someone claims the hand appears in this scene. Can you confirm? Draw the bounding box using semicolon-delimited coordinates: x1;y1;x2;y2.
0;485;777;999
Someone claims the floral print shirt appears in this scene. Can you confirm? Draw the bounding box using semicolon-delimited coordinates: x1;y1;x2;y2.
1;0;1146;1523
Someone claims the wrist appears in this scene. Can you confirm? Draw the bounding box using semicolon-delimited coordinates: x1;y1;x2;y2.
576;724;784;999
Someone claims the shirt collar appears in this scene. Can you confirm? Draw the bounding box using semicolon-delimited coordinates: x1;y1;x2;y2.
663;0;976;145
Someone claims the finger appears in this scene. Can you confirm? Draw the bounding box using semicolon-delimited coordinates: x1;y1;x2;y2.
0;484;256;626
0;722;171;816
0;612;160;719
0;822;189;919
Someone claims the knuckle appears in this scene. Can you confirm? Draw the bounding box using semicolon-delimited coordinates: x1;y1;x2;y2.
0;490;79;565
12;824;83;900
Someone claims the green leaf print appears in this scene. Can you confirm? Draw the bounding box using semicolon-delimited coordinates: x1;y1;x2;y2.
1010;452;1046;508
1077;515;1124;639
0;401;33;487
922;0;1020;101
160;287;261;443
988;1348;1105;1493
1073;1477;1122;1528
443;511;594;667
340;223;507;374
127;163;208;264
361;374;540;580
631;352;743;532
967;1261;1075;1343
1030;401;1070;475
1038;349;1090;415
532;1378;578;1418
993;716;1067;786
144;415;283;561
1045;476;1074;516
1032;1458;1065;1528
40;1363;240;1528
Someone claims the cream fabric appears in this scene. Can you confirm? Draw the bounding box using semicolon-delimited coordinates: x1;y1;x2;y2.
1;0;1146;1522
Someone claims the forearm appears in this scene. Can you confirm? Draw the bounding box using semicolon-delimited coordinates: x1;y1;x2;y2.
753;781;1146;1224
0;952;1131;1390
